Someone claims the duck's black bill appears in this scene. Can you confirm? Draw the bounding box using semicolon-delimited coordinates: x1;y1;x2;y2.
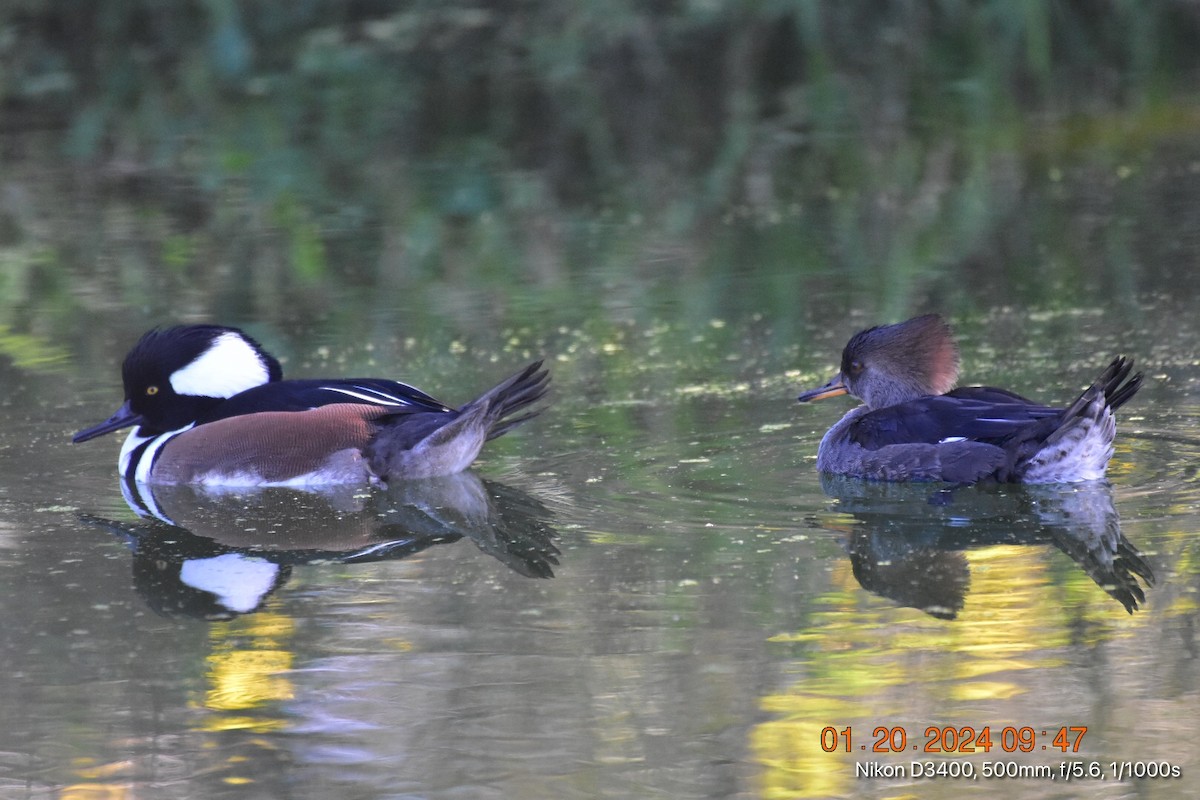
797;376;849;403
73;401;143;443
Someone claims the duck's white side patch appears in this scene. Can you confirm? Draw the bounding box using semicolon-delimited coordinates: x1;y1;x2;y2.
188;448;372;487
170;331;270;398
179;554;280;613
939;436;968;444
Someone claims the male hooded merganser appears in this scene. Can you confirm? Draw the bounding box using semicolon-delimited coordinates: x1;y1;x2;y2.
797;314;1142;484
73;325;549;486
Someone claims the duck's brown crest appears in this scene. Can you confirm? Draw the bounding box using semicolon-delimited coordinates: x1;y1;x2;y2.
849;314;959;397
906;314;959;395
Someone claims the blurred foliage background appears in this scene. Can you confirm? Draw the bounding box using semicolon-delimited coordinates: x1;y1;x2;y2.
3;9;1199;797
2;0;1200;363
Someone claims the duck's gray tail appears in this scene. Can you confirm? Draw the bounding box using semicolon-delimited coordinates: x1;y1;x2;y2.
1021;357;1141;482
1097;356;1142;413
366;361;549;481
1054;356;1142;439
464;360;551;441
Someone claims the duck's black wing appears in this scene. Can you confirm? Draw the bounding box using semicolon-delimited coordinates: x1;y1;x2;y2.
201;378;455;424
846;387;1063;451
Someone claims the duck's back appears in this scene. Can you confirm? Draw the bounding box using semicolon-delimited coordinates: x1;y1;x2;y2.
815;358;1141;484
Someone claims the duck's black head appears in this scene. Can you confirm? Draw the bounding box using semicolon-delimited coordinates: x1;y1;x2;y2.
74;325;283;441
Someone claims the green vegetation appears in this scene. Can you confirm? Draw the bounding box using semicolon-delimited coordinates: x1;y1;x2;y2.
2;1;1200;357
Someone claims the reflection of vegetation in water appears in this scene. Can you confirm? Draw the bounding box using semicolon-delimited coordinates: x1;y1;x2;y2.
0;324;69;369
199;611;295;730
4;3;1200;340
752;544;1152;798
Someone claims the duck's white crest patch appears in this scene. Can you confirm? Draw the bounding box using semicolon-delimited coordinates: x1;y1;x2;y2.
170;331;270;398
179;554;280;613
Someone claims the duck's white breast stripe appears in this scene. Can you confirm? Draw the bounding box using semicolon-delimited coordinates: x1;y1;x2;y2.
121;424;194;483
119;431;153;477
135;430;184;483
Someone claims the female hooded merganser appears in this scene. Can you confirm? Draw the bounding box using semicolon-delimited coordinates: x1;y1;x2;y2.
797;314;1142;483
73;325;549;486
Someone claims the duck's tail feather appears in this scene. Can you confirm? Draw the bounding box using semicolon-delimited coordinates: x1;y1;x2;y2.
1050;357;1141;442
463;360;551;441
1017;357;1141;483
1101;356;1143;411
365;361;549;481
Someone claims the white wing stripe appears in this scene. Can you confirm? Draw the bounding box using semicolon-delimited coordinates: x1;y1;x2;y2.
320;386;412;406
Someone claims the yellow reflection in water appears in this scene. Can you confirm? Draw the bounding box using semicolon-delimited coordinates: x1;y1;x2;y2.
751;544;1151;799
58;785;130;800
193;610;296;733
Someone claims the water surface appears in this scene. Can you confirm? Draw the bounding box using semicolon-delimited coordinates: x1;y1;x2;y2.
1;304;1198;800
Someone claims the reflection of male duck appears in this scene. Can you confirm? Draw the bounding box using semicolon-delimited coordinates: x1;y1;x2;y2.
820;476;1154;618
87;473;561;621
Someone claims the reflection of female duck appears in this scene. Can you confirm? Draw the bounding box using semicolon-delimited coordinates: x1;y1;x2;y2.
89;473;561;621
820;476;1154;617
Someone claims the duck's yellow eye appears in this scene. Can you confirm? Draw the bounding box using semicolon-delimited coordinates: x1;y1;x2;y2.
146;385;159;396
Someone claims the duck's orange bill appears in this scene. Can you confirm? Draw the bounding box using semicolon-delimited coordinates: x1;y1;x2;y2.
797;376;848;403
